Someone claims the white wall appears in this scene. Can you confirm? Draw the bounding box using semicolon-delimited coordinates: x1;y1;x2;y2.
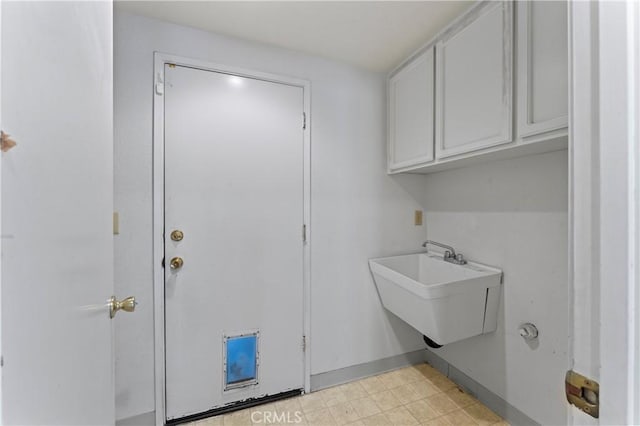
418;150;568;425
114;11;427;420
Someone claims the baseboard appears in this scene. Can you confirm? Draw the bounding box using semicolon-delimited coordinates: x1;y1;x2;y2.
310;349;429;391
424;350;539;426
116;411;155;426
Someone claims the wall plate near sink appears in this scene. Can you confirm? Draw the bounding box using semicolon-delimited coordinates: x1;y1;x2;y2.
369;252;503;346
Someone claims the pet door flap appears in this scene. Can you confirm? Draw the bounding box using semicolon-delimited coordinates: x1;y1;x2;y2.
223;332;259;390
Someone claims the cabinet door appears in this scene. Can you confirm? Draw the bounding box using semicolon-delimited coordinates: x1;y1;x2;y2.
388;47;435;171
517;1;568;137
435;1;513;159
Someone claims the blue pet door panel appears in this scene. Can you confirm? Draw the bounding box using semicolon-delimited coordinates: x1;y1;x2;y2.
223;331;259;391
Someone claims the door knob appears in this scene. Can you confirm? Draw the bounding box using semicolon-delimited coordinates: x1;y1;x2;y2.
109;296;137;319
170;257;184;270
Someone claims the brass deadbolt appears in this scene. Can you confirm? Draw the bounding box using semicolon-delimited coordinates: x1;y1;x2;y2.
170;257;184;270
170;230;184;241
109;295;137;319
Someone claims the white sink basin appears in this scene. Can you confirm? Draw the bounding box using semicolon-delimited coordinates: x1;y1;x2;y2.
369;253;502;346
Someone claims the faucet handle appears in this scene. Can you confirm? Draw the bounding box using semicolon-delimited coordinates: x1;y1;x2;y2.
444;251;452;259
454;253;467;265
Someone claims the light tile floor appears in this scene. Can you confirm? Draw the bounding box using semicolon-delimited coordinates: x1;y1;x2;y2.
188;363;509;426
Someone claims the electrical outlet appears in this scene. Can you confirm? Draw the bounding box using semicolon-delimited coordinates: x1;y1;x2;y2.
414;210;423;226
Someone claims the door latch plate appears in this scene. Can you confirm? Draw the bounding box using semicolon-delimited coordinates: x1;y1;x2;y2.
565;370;599;418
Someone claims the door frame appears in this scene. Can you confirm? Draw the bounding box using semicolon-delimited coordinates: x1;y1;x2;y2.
0;0;4;421
152;52;312;425
568;1;640;425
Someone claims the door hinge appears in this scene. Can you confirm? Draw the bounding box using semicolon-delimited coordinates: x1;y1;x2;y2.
302;224;307;243
302;335;307;352
113;212;120;235
303;112;307;130
565;370;599;418
1;356;4;367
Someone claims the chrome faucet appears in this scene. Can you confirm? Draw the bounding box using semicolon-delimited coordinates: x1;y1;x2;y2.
422;240;467;265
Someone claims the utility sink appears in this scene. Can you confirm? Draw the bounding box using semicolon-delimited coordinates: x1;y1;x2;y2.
369;253;502;346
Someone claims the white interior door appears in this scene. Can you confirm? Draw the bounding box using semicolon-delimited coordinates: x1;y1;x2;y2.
164;65;305;420
1;2;114;424
570;1;640;424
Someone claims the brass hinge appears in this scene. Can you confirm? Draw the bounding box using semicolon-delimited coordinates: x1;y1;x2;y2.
565;370;599;418
113;212;120;235
302;335;307;352
302;224;307;243
303;112;307;130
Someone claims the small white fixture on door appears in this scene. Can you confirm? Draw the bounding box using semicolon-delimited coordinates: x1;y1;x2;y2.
369;248;502;346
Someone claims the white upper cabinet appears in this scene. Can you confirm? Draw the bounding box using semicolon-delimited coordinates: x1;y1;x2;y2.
517;1;568;137
388;47;435;171
435;1;513;159
386;0;568;175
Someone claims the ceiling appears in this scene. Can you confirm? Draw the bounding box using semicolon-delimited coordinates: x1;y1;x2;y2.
115;1;472;72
